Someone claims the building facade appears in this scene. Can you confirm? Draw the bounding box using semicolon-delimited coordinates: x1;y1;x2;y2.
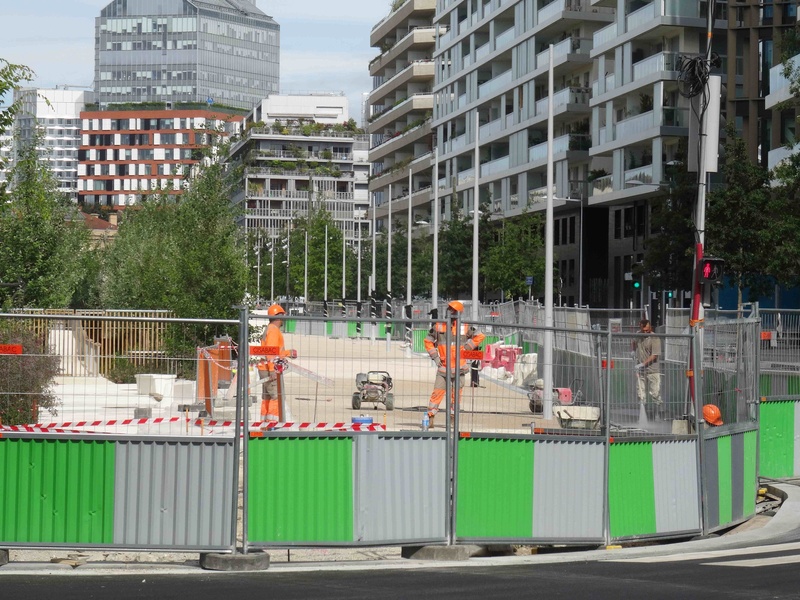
77;108;242;208
94;0;279;110
10;88;91;200
368;0;438;237
228;94;370;244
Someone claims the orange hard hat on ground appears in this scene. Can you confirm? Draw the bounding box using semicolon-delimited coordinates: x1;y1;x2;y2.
267;303;286;317
703;404;723;426
447;300;464;313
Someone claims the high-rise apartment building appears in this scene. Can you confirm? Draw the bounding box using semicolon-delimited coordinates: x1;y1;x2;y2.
12;88;91;200
368;0;438;233
765;44;799;169
228;94;370;245
94;0;279;110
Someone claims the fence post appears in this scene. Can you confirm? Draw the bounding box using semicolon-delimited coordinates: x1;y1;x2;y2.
602;329;612;547
238;306;249;554
691;327;707;536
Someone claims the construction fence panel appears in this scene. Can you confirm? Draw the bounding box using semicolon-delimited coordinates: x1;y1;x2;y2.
758;398;800;479
245;431;448;547
0;433;235;551
760;309;800;369
0;312;241;438
454;434;605;544
607;438;701;541
701;425;758;533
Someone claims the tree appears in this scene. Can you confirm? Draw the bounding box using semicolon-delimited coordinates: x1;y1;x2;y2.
642;163;697;294
0;58;34;137
100;161;248;321
482;210;546;300
0;136;91;308
0;322;60;426
439;209;475;299
706;123;774;303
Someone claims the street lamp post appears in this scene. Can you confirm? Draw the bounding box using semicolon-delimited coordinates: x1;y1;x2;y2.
270;233;275;304
407;169;412;307
357;219;362;303
304;230;308;306
543;45;555;420
432;147;439;315
324;224;328;303
471;110;480;321
342;227;346;300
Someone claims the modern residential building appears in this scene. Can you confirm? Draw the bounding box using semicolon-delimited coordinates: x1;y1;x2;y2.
430;0;615;307
94;0;279;110
10;87;92;200
77;107;243;208
727;0;798;166
762;8;799;170
367;0;438;235
227;94;370;245
0;129;12;190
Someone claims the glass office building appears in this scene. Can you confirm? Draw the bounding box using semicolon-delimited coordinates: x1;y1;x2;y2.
95;0;279;110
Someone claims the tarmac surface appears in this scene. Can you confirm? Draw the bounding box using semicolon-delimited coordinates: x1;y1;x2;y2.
2;483;798;575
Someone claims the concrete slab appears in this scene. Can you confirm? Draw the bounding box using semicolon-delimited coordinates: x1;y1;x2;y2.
401;545;473;561
0;549;8;566
199;551;270;572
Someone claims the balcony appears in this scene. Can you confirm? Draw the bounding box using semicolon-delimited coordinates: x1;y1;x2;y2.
495;26;516;51
480;155;510;177
591;174;613;195
478;69;513;98
615;110;654;139
593;22;616;48
662;106;687;127
534;86;591;116
626;2;655;30
623;164;653;185
664;0;700;18
535;37;586;70
539;0;566;22
632;52;679;80
528;133;589;162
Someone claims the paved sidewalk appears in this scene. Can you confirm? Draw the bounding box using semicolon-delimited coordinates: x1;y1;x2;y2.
2;483;798;575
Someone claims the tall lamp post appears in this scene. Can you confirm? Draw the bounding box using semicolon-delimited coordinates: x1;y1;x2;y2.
543;45;555;420
432;147;439;314
406;169;412;307
324;224;328;303
471;110;480;321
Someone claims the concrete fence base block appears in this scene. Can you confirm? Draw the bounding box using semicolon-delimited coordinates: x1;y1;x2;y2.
0;549;8;566
401;545;473;561
199;551;270;572
133;407;152;419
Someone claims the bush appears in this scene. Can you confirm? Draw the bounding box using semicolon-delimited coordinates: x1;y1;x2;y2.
0;324;60;426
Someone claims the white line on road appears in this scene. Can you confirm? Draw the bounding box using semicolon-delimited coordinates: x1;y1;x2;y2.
607;541;800;563
703;554;800;568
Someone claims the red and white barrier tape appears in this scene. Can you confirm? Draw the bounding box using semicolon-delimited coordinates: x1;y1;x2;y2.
1;417;385;433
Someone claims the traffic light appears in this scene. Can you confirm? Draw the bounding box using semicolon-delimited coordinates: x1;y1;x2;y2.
700;256;725;306
632;280;641;290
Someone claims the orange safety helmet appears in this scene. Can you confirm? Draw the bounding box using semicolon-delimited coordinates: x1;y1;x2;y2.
267;303;286;317
702;404;723;426
447;300;464;313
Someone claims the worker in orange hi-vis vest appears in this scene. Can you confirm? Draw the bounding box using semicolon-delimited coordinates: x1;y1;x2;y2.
423;300;485;429
257;304;297;421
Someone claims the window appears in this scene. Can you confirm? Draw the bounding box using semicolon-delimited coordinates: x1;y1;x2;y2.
614;209;622;239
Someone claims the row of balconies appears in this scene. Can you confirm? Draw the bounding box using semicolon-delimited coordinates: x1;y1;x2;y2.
251;150;354;162
245;190;355;201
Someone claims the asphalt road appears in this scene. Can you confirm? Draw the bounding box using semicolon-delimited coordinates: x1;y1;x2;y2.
5;542;800;599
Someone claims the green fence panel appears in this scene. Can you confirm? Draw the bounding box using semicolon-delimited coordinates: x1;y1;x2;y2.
247;436;353;543
347;321;359;338
789;376;800;395
479;335;501;350
326;321;333;335
0;438;115;544
759;401;796;478
717;435;733;526
285;320;296;333
456;437;534;539
743;430;757;516
608;442;657;538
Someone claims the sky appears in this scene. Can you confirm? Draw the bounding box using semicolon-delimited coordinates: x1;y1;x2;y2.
0;0;392;124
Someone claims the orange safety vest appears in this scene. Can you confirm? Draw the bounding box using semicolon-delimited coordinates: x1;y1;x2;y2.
424;322;485;370
256;323;290;371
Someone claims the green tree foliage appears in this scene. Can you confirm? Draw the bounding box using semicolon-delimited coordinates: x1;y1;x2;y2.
0;322;60;426
706;124;774;301
482;210;546;300
764;152;800;286
643;164;697;293
0;136;90;308
439;209;475;298
0;58;34;137
100;161;248;320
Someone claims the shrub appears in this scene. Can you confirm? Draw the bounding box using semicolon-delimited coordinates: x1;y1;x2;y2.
0;323;60;425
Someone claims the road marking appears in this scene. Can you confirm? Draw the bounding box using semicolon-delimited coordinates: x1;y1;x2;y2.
704;555;800;568
607;541;800;563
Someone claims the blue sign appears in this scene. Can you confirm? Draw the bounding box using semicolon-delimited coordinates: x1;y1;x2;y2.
206;97;214;105
525;276;534;286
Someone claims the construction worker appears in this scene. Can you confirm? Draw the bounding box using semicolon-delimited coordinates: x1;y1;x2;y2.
634;318;662;419
424;300;485;429
257;304;297;421
702;404;723;426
